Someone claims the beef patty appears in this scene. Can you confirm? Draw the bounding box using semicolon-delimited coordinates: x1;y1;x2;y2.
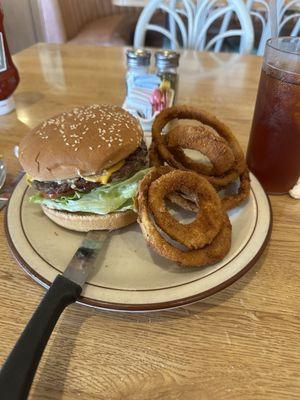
33;141;148;198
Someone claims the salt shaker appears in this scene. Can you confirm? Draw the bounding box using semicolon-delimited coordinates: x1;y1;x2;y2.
126;49;151;95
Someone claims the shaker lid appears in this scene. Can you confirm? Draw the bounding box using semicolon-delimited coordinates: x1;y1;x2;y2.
155;50;180;69
0;95;15;115
126;49;151;67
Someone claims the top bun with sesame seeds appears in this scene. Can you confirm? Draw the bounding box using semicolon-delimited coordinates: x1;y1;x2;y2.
19;104;143;181
18;104;149;232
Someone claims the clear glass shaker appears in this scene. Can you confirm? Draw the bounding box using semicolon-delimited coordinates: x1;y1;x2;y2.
154;50;180;93
126;49;151;95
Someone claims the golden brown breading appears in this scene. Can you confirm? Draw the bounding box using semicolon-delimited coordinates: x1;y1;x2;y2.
136;167;232;267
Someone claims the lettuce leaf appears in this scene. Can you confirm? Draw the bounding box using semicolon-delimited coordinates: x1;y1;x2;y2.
30;168;150;215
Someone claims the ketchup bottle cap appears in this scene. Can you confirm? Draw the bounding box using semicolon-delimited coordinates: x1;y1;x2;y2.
0;95;15;115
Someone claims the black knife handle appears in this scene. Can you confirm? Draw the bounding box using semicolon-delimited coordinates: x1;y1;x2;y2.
0;274;82;400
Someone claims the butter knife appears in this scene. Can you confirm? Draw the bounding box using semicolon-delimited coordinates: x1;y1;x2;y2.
0;230;109;400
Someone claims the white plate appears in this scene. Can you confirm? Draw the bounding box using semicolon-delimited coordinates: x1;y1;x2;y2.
5;173;271;312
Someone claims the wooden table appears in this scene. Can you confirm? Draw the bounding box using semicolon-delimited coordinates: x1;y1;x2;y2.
1;43;300;400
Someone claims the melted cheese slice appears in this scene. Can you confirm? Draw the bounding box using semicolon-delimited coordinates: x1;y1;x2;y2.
83;160;125;184
26;160;125;185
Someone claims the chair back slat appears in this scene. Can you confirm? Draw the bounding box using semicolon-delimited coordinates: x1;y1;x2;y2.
134;0;254;54
248;0;300;55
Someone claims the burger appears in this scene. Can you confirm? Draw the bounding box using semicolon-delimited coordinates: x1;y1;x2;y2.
19;104;149;231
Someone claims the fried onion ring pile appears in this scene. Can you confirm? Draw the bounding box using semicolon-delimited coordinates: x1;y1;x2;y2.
135;167;232;267
149;105;250;211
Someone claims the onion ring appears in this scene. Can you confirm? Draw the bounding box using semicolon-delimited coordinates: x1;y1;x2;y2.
168;170;250;212
148;170;224;249
151;105;247;188
221;169;251;211
167;123;235;176
136;167;232;267
156;140;242;188
167;191;199;213
149;141;163;167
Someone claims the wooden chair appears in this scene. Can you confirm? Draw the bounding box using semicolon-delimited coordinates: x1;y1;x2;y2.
133;0;254;54
37;0;140;46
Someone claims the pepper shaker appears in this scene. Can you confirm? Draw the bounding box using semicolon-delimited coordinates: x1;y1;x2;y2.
154;50;180;95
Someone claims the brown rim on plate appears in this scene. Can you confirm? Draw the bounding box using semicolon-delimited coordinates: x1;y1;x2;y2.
4;174;272;312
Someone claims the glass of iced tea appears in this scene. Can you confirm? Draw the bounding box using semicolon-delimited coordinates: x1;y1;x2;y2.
246;37;300;194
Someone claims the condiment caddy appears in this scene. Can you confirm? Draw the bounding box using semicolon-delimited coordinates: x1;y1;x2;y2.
123;48;180;131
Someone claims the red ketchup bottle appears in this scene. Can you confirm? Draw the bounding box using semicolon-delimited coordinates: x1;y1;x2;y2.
0;7;19;115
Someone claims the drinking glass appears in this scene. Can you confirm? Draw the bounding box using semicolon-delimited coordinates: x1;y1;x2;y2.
246;37;300;194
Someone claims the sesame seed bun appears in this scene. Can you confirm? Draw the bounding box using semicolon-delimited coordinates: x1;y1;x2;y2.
41;205;137;232
19;104;143;181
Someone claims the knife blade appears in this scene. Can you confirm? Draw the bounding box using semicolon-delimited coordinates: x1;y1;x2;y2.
63;230;108;287
0;230;109;400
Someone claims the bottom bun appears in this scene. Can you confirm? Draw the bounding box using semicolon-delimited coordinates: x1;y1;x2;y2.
41;205;137;232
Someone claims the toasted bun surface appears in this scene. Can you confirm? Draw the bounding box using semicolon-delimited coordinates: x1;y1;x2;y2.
42;205;137;232
19;104;143;181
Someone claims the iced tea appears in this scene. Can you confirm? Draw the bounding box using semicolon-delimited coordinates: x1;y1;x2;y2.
246;37;300;194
